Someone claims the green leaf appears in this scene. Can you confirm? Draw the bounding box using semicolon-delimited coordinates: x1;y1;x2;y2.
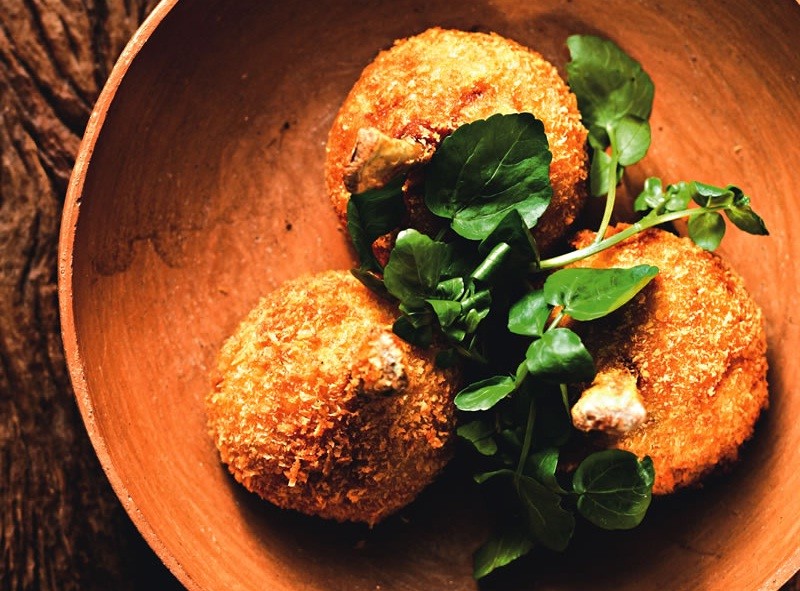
515;474;575;551
688;211;726;251
724;187;769;235
478;209;540;276
392;314;433;348
455;375;517;411
633;176;665;212
690;181;735;209
424;113;553;240
346;176;406;272
725;204;769;235
525;328;595;383
524;448;567;494
611;116;651;166
457;420;498;456
566;35;654;146
384;229;451;308
664;181;694;211
426;298;462;328
472;526;534;579
543;265;659;321
508;290;551;337
474;468;514;484
574;450;655;530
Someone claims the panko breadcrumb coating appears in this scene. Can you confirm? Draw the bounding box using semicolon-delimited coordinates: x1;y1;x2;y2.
325;27;589;255
206;270;458;525
568;226;768;494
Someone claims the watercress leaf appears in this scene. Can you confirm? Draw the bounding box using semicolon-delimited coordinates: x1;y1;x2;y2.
633;177;665;212
525;328;595;383
574;450;655;530
424;113;553;240
611;115;651;167
478;209;540;275
508;290;551;337
426;298;462;328
664;180;694;211
566;35;654;147
515;474;575;551
349;267;388;297
723;188;768;235
457;420;499;456
544;265;659;322
346;176;406;272
384;229;451;308
436;277;465;300
688;211;726;251
690;181;734;209
392;314;433;348
472;525;534;580
725;204;769;235
524;448;567;494
462;304;491;334
474;468;514;484
455;375;517;411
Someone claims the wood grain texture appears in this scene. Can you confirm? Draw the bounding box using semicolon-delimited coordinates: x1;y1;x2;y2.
1;1;798;590
0;1;180;589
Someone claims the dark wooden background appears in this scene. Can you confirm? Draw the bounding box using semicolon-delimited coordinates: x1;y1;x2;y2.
0;1;796;589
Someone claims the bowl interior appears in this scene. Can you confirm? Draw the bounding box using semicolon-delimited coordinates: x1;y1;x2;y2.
60;1;800;590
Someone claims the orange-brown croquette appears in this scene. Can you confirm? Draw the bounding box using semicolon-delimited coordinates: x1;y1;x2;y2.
325;27;589;255
206;270;459;525
569;227;768;494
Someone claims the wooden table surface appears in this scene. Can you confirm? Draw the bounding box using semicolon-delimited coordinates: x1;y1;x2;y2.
0;1;796;589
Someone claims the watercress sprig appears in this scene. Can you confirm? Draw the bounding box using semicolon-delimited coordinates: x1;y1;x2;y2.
566;34;655;243
343;33;768;580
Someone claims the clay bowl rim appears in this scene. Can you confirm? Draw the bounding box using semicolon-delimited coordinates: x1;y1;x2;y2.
57;0;193;587
57;1;800;590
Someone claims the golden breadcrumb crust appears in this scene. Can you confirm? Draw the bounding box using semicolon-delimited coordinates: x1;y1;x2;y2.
206;270;458;525
569;227;768;494
325;27;589;254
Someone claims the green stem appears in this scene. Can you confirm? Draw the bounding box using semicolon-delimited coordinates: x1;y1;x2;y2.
536;207;708;271
515;397;537;477
547;310;565;332
471;242;511;283
593;149;620;244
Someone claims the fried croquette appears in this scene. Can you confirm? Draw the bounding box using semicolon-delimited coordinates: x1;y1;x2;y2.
325;27;589;254
206;270;458;525
568;226;768;494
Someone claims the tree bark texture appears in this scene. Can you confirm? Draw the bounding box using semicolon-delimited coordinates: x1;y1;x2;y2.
0;1;796;590
1;1;181;589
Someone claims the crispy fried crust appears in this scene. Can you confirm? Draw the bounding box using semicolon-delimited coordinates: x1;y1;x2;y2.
325;27;589;254
206;270;458;525
569;227;769;494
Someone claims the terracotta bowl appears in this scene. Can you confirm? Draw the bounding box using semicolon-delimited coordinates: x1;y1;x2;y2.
59;1;800;589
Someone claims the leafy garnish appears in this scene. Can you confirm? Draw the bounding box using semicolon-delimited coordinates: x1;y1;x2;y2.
524;328;595;383
340;34;770;580
425;113;553;240
574;450;655;529
472;526;533;580
543;265;659;321
566;34;655;242
347;176;406;273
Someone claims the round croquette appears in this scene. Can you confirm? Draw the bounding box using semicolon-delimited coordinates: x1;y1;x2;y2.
206;270;459;525
325;27;589;254
568;227;769;494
